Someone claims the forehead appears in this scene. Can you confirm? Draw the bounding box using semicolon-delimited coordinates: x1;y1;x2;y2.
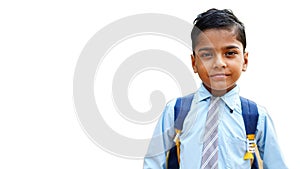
196;28;243;50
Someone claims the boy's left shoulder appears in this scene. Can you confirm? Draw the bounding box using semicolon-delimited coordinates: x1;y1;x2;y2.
241;97;268;114
251;100;269;117
246;99;270;121
239;97;271;123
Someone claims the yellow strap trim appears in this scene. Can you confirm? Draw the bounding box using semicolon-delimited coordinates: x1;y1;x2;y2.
247;134;255;140
244;134;255;160
244;151;254;160
175;129;181;164
166;150;170;169
244;134;263;169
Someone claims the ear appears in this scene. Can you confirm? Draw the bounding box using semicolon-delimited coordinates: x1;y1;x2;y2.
191;54;198;73
242;52;249;72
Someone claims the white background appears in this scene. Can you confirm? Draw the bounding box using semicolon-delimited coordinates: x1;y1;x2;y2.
1;0;298;168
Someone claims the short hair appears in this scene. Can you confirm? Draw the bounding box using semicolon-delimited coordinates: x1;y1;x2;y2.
191;8;246;52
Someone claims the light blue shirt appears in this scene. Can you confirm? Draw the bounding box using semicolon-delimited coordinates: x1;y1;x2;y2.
144;84;288;169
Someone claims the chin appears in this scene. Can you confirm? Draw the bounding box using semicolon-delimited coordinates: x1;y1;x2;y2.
206;82;236;96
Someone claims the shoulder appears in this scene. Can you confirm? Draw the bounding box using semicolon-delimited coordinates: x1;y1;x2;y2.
159;98;177;122
250;99;272;124
251;100;271;121
239;97;271;127
256;104;269;117
168;93;196;108
162;93;195;119
254;103;275;134
165;98;177;110
241;97;269;117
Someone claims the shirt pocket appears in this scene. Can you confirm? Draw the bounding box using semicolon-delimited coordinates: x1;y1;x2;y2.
222;134;251;169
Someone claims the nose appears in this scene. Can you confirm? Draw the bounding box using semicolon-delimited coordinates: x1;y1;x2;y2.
213;54;226;68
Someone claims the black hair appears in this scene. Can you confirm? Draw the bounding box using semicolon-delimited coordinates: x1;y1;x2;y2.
191;8;246;53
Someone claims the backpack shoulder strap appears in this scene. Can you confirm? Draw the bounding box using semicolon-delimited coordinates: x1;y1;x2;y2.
167;93;194;166
240;97;259;135
174;93;194;130
240;97;262;168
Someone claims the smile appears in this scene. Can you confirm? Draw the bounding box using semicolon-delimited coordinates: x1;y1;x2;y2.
209;74;230;80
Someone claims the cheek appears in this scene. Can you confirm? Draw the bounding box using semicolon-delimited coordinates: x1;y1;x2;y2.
228;59;244;71
198;60;212;72
198;64;210;76
229;64;243;79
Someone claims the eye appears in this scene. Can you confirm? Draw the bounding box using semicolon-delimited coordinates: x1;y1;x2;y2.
200;52;213;58
225;51;238;57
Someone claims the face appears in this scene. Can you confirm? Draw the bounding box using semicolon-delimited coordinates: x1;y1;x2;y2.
191;28;248;96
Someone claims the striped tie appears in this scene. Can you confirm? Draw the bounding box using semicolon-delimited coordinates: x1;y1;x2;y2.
200;97;221;169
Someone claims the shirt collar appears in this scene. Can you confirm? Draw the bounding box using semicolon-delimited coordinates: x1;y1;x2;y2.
194;83;241;113
194;84;212;102
221;85;241;113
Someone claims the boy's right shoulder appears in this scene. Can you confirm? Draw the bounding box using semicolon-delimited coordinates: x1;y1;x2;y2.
165;97;177;109
166;93;195;106
162;96;181;116
164;93;196;113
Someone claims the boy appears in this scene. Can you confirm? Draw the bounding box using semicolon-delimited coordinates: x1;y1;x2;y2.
143;9;288;168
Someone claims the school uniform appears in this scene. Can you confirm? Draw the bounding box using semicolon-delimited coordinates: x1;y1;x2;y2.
143;84;288;169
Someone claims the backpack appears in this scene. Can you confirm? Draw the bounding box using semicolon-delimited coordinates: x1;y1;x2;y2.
166;94;263;169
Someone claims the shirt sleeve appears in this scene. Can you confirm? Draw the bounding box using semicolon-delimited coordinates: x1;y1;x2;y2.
143;99;176;169
256;105;289;169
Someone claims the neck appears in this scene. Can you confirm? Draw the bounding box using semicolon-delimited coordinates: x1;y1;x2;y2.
203;84;237;97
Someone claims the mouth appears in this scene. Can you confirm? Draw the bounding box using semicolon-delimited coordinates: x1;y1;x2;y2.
209;73;230;80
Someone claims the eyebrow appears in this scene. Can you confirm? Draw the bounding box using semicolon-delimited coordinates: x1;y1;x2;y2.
197;47;213;52
223;45;241;50
197;45;241;52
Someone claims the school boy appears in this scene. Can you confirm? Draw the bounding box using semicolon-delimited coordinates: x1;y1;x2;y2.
143;9;288;168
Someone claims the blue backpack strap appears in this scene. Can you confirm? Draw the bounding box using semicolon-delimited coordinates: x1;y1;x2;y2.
174;93;194;130
167;93;194;169
240;97;259;135
240;97;259;169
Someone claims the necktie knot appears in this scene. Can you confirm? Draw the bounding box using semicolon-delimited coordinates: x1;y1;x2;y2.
209;96;221;110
